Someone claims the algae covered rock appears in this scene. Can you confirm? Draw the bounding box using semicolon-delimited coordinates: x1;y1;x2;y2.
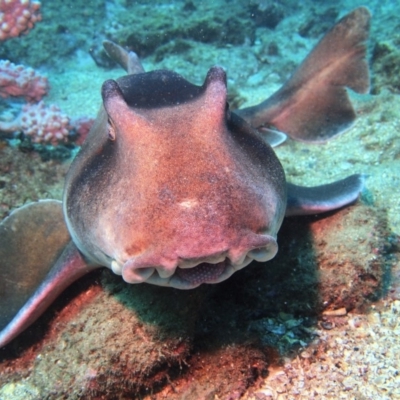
1;203;393;398
105;1;255;58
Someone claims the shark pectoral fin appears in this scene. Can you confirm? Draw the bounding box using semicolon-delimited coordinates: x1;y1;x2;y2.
0;241;99;348
0;200;69;331
285;174;364;217
103;40;145;75
237;7;370;142
0;200;99;348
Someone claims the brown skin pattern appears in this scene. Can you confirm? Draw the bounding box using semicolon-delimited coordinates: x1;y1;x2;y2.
65;70;286;287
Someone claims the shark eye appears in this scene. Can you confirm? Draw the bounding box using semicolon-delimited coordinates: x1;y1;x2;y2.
107;118;116;141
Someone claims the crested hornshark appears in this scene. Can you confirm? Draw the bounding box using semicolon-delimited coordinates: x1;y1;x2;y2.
0;8;370;348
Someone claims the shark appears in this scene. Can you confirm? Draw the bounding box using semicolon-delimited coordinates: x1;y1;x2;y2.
0;7;370;348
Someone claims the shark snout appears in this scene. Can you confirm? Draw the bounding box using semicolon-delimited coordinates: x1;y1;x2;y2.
112;233;278;289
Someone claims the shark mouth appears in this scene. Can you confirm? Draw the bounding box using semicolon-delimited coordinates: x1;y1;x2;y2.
116;234;278;288
175;260;227;285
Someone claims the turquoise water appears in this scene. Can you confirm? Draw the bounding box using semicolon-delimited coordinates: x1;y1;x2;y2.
0;0;399;398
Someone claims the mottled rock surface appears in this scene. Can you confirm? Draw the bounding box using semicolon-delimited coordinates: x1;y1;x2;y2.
0;202;393;398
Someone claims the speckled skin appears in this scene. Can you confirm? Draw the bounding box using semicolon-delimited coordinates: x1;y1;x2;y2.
0;7;369;348
64;68;286;289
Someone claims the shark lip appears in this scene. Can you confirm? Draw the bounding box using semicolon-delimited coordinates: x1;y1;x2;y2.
117;234;278;288
175;260;227;285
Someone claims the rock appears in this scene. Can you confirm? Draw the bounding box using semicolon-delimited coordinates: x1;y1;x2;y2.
0;204;392;398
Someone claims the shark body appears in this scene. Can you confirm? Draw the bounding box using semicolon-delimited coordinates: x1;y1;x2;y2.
0;8;370;348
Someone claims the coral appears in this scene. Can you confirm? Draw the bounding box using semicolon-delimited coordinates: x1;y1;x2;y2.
0;20;92;147
19;101;70;144
0;60;48;102
0;2;69;147
1;0;104;68
0;101;71;145
0;65;93;146
0;0;41;41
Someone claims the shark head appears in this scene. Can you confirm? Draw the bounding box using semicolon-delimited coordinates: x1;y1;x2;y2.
64;67;287;288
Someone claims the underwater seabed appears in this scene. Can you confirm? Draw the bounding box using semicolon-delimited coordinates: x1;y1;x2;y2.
0;0;400;398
